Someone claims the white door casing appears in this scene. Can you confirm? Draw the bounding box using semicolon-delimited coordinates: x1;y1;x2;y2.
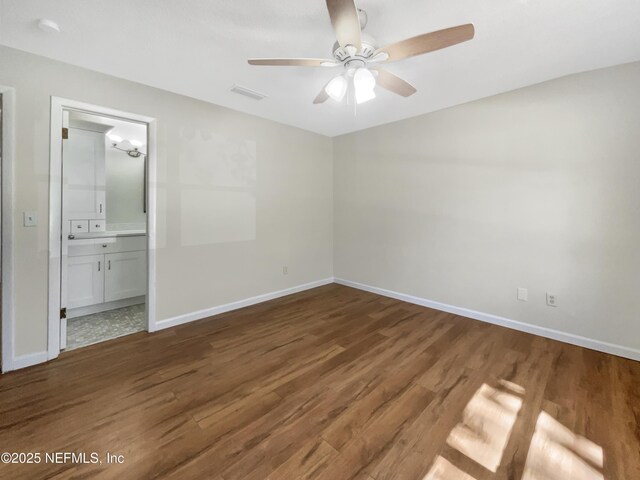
49;97;157;362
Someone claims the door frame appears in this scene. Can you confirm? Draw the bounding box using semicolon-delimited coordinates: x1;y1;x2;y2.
1;86;16;372
48;97;158;360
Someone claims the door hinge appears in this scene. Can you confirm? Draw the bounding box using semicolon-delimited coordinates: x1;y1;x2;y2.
62;127;69;139
60;307;67;319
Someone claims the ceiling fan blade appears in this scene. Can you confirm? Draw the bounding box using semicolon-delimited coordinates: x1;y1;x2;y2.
313;80;332;104
248;58;339;67
377;24;474;62
375;69;417;97
326;0;362;51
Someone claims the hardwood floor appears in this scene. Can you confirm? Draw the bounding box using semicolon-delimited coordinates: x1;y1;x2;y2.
1;283;638;479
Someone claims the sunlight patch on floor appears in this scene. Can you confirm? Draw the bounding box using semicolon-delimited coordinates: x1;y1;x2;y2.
522;411;604;480
446;382;524;472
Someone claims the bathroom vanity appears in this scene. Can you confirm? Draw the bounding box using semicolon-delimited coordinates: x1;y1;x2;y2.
66;233;146;316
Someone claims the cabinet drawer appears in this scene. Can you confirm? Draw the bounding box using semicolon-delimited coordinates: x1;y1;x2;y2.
68;235;146;257
89;219;106;232
70;220;89;233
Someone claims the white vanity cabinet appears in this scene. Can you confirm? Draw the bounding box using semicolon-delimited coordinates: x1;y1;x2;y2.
66;236;146;310
67;254;105;308
64;128;106;220
104;251;146;302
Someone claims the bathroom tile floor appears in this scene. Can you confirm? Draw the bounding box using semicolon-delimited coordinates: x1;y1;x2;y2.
66;303;145;350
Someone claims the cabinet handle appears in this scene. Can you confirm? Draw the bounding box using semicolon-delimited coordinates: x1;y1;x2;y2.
102;244;107;248
98;261;101;271
108;260;111;270
99;203;103;214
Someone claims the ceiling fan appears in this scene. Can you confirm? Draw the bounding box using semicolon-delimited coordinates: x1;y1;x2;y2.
248;0;474;105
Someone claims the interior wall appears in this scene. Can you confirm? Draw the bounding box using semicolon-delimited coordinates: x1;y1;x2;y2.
0;45;333;358
334;61;640;354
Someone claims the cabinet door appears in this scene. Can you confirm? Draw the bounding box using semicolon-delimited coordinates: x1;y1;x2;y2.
67;254;105;308
63;128;106;219
105;251;146;302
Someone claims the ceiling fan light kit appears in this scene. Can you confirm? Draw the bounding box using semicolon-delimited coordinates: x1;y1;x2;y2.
248;0;475;107
326;75;348;101
353;67;376;104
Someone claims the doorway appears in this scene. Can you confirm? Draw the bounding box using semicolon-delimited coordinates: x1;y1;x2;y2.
49;98;157;359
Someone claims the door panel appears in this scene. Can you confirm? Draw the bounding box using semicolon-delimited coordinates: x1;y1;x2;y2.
105;251;146;302
67;254;105;308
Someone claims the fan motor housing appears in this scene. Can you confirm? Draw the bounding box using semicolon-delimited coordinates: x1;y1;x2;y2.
332;36;377;63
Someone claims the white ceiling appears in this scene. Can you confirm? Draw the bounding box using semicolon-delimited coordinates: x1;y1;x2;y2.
1;0;640;137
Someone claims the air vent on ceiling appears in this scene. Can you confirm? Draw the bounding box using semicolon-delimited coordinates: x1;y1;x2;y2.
230;85;267;101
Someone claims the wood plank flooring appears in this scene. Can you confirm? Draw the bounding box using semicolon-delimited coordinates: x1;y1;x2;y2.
0;284;638;479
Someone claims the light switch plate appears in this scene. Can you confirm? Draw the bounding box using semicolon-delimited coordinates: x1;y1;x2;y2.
23;211;37;227
517;287;528;301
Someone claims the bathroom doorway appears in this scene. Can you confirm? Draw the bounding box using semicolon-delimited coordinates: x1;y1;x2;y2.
48;98;157;358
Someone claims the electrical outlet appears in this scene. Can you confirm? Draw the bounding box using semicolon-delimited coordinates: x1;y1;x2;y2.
283;266;288;275
23;211;38;227
517;287;528;301
546;293;557;307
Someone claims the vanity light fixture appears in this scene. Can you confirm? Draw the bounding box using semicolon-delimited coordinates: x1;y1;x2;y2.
110;137;146;158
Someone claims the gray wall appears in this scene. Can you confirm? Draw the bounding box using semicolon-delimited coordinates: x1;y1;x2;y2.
0;46;333;357
334;61;640;353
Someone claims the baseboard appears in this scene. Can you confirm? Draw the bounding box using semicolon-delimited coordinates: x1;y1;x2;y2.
156;278;335;331
4;350;49;373
67;296;145;319
334;277;640;362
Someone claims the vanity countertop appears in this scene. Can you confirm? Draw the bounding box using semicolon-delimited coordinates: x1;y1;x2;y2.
69;230;146;240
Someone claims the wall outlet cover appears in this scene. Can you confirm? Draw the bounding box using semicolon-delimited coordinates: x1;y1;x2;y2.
546;293;558;307
517;287;528;301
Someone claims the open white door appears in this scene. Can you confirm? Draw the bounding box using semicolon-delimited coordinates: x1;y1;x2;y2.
60;109;69;350
60;112;109;350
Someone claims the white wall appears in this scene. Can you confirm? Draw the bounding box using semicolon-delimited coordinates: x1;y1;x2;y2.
0;46;333;359
334;61;640;355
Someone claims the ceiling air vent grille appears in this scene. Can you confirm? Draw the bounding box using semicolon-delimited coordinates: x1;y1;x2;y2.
230;85;267;101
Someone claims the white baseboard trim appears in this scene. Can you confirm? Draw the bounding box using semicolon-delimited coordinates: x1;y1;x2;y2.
334;278;640;362
5;351;49;372
156;278;335;331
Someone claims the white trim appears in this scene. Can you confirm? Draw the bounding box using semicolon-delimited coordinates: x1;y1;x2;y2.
1;86;16;373
48;98;62;360
10;351;49;371
334;278;640;362
145;120;157;332
49;97;157;361
156;278;334;330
